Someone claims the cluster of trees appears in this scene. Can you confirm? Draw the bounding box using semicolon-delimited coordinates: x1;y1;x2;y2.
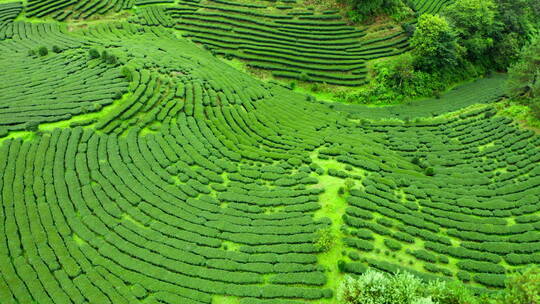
507;36;540;118
412;0;539;72
339;268;540;304
362;0;539;104
345;0;411;22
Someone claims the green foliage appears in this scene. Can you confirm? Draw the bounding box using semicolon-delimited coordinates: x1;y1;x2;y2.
424;280;481;304
507;36;540;119
507;36;540;100
372;54;451;101
346;0;410;22
339;269;540;304
52;45;61;53
344;178;356;192
500;267;540;304
3;3;540;303
338;270;427;304
38;46;48;56
384;239;402;251
444;0;498;61
411;14;461;71
490;0;540;68
121;66;133;81
106;54;117;65
315;227;335;252
88;48;100;59
299;72;310;82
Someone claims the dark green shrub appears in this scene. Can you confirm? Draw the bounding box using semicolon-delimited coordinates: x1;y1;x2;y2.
89;48;100;59
337;260;346;272
52;45;61;53
106;54;117;65
425;167;435;176
38;46;48;56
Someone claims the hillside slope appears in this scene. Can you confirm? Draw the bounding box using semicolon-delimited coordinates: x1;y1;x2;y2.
0;1;539;304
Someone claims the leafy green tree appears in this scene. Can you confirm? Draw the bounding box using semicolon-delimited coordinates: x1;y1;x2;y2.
495;0;539;37
347;0;407;22
490;0;540;69
507;36;540;118
410;14;461;71
500;267;540;304
507;36;540;100
443;0;499;62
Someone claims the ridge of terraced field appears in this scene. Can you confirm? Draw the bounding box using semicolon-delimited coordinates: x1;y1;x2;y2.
1;1;539;304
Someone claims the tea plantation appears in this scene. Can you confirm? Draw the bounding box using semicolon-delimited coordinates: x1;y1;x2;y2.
0;0;538;303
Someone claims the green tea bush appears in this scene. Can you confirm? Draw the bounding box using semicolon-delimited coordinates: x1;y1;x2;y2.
384;239;402;251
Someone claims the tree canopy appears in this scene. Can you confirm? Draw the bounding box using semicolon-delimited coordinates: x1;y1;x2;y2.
410;14;461;71
444;0;498;61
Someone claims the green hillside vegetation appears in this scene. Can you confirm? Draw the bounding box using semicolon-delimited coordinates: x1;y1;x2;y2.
0;0;539;304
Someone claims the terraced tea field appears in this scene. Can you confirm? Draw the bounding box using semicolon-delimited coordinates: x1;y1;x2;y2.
0;0;539;303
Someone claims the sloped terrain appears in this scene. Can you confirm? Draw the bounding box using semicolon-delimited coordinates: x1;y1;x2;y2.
0;1;539;304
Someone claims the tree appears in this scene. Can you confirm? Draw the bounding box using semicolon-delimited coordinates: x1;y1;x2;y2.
52;45;61;53
507;36;540;118
507;36;540;100
443;0;499;62
490;0;540;69
410;14;460;71
501;267;540;304
347;0;408;22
